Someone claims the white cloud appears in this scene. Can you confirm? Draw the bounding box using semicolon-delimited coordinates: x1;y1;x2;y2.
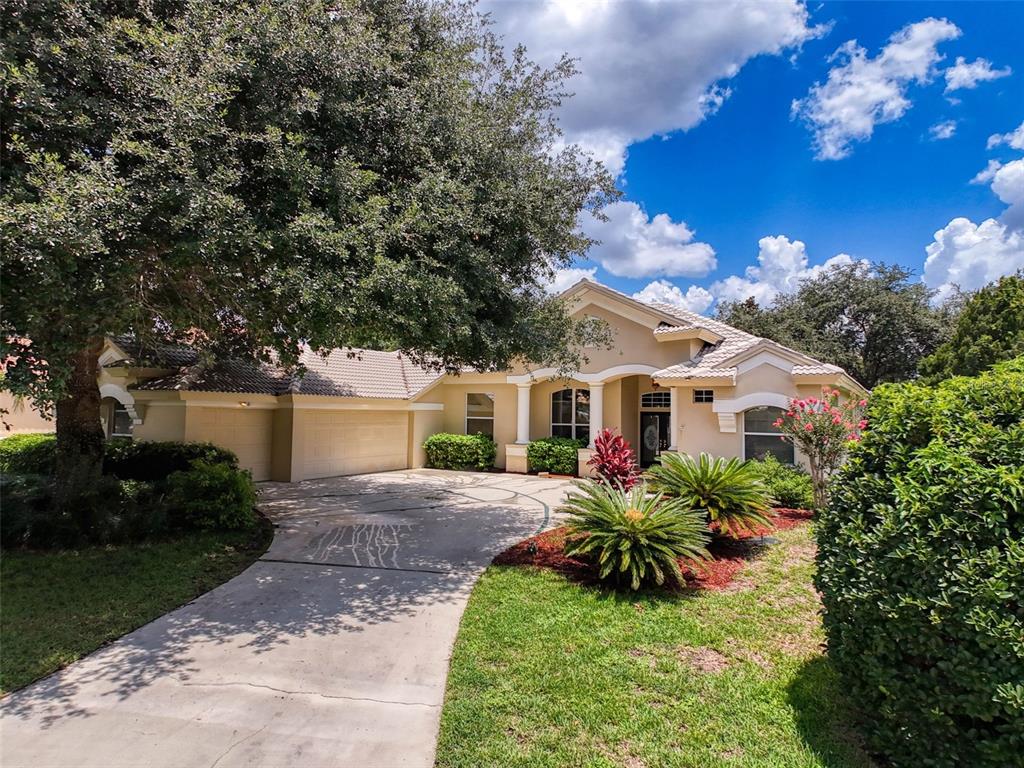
582;201;717;279
923;217;1024;300
484;0;825;175
929;120;957;140
632;280;714;314
990;158;1024;231
943;56;1012;92
971;158;1003;185
710;235;857;306
792;18;961;160
545;266;597;294
988;119;1024;150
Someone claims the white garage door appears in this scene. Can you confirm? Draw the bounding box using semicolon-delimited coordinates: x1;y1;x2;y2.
302;410;409;480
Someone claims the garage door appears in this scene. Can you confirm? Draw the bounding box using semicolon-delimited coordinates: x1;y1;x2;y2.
301;410;409;480
187;407;274;481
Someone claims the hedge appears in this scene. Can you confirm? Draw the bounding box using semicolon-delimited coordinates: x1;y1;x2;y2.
527;436;586;476
0;433;57;474
748;455;814;509
422;432;496;471
816;357;1024;767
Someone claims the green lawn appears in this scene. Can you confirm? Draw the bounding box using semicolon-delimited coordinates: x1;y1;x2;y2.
437;523;874;768
0;523;271;694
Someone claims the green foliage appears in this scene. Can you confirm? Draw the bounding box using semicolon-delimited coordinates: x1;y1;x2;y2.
816;358;1024;767
716;262;945;388
527;436;586;476
646;452;773;536
0;433;56;474
103;439;238;480
0;0;615;421
423;432;497;471
561;482;709;590
163;461;258;531
919;272;1024;383
749;455;814;509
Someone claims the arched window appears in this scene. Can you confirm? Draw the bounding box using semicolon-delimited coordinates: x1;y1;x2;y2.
551;388;589;442
743;406;792;463
101;396;134;439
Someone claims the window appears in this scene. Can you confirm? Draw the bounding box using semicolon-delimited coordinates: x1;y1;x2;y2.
466;393;495;437
641;391;671;409
693;389;714;403
551;388;589;442
111;402;134;438
743;406;793;463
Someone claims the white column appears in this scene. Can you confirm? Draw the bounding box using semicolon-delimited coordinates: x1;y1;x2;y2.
588;383;604;447
669;386;680;451
515;384;532;444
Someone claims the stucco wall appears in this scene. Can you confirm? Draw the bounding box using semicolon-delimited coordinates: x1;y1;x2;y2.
410;409;445;468
418;381;516;467
573;303;691;373
0;392;53;434
134;403;186;443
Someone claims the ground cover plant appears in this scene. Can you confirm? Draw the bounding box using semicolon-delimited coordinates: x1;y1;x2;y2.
816;358;1024;767
0;523;271;694
438;520;874;768
423;432;497;471
527;436;586;476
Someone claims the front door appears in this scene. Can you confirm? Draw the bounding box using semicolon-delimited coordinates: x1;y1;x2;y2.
640;412;670;467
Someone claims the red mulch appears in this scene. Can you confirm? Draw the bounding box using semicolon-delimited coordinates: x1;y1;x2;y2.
493;508;814;591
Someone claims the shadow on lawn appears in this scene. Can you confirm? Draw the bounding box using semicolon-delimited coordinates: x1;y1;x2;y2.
787;656;877;768
0;470;565;730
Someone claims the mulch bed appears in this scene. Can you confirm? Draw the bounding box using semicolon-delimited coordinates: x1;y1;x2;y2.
493;508;813;591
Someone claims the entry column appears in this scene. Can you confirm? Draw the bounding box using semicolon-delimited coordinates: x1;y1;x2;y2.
588;383;604;447
515;384;532;444
669;386;680;451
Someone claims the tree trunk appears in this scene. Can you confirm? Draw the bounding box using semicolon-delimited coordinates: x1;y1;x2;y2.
54;338;106;519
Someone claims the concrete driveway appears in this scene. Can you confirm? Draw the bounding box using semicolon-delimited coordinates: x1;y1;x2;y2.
0;470;573;768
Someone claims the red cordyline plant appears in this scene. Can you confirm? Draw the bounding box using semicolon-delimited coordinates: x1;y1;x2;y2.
588;428;640;490
775;387;868;511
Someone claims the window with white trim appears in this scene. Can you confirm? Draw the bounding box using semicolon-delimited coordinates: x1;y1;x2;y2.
640;391;671;409
111;402;134;438
743;406;793;463
693;389;714;403
551;388;589;442
466;393;495;437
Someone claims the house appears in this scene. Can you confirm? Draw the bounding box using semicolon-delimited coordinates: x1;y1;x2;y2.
4;279;864;481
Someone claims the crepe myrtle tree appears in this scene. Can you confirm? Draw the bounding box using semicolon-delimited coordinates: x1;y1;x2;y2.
0;0;616;506
774;388;867;510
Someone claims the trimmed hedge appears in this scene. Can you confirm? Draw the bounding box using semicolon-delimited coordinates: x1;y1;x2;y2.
423;432;496;471
816;358;1024;767
0;433;56;474
527;436;586;476
748;455;814;509
163;461;257;530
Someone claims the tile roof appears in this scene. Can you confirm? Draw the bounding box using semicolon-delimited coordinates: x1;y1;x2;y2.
108;335;200;368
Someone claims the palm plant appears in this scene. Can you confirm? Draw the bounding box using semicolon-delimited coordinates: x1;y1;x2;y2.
560;481;709;590
645;452;772;536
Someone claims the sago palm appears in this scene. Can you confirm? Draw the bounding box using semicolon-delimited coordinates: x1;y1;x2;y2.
560;481;709;590
645;452;772;536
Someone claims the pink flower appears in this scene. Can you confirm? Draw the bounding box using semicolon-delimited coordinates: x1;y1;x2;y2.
859;399;867;407
858;420;868;429
804;423;814;431
832;416;842;424
772;419;783;428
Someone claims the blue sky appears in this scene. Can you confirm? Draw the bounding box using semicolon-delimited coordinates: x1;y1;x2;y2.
486;1;1024;312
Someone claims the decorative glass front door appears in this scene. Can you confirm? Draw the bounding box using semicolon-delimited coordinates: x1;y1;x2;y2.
639;412;670;467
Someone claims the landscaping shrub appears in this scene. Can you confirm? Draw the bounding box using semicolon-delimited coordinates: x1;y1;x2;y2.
587;428;639;489
816;358;1024;767
163;461;258;530
527;436;585;476
749;455;814;509
646;452;772;536
422;432;497;470
104;439;238;480
561;481;709;590
0;433;56;475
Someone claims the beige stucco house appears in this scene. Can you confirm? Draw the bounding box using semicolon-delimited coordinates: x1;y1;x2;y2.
4;279;865;481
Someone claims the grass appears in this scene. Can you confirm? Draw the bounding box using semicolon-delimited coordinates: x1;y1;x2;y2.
0;523;271;694
436;523;874;768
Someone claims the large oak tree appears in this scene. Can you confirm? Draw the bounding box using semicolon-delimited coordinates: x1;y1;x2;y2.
1;0;615;503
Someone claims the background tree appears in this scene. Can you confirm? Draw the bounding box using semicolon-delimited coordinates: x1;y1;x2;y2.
918;273;1024;384
0;0;616;504
716;262;945;388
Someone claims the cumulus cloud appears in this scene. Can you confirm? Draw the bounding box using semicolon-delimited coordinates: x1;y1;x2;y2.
792;18;960;160
710;235;857;306
483;0;825;175
632;280;714;314
988;119;1024;150
929;120;957;140
943;56;1012;92
582;201;717;279
545;266;597;294
923;218;1024;300
990;158;1024;231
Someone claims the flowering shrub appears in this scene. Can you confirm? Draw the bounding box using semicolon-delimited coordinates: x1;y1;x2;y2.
587;428;640;490
773;387;867;510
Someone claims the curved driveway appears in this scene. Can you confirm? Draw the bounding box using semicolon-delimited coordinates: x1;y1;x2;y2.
1;470;573;768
